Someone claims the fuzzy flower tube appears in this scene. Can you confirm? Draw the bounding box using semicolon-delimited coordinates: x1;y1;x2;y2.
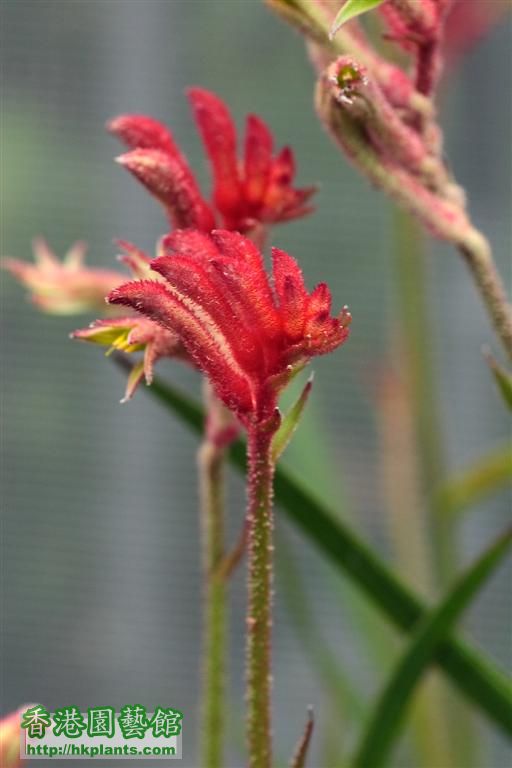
108;229;351;767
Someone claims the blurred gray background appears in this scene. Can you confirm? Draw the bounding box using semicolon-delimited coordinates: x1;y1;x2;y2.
1;1;511;766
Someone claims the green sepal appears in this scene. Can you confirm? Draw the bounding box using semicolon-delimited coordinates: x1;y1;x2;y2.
121;360;146;404
271;374;314;462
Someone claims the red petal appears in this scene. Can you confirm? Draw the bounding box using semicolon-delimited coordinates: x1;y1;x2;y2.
150;254;263;371
244;115;273;207
115;240;153;278
161;230;221;261
261;148;317;224
108;280;254;415
307;282;332;317
306;318;351;356
270;146;296;187
117;149;215;231
211;231;281;339
107;115;181;156
187;87;242;218
271;247;308;338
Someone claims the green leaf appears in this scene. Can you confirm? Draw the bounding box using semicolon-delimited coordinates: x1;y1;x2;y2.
436;443;512;518
330;0;385;38
116;360;512;737
353;530;512;768
485;349;512;410
271;374;314;462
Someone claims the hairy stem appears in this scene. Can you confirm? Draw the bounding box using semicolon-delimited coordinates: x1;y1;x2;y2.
199;384;235;768
459;229;512;361
246;422;276;768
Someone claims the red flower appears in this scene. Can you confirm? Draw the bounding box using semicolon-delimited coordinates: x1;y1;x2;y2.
108;230;351;424
108;89;315;238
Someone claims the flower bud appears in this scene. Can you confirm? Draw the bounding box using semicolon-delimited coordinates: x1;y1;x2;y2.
316;57;470;243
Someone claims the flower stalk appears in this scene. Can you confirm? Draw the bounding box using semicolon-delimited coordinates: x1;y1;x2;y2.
198;383;238;768
458;232;512;361
108;229;350;767
245;416;279;768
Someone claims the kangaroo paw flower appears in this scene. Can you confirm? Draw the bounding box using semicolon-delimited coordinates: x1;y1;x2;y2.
109;88;316;240
108;230;351;425
2;239;123;315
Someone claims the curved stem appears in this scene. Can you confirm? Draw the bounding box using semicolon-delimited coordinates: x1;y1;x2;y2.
246;423;276;768
458;228;512;361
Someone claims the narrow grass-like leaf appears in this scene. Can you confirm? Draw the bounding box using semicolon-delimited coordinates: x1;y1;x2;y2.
330;0;385;38
116;360;512;737
436;443;512;518
353;529;512;768
272;374;314;462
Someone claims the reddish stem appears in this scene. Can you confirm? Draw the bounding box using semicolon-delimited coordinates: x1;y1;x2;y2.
245;421;277;768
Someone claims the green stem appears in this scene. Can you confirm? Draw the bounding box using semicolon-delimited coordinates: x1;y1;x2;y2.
199;385;233;768
393;209;477;767
246;422;276;768
393;209;452;584
112;357;512;738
